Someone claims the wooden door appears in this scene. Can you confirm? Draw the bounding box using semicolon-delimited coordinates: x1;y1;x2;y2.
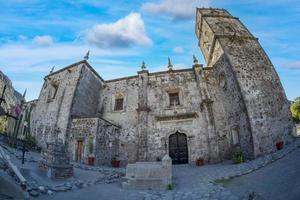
76;140;83;162
169;132;188;164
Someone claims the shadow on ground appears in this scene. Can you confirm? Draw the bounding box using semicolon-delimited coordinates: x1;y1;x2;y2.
220;148;300;200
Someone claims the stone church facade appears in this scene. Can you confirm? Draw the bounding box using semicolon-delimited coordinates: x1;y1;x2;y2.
30;8;294;166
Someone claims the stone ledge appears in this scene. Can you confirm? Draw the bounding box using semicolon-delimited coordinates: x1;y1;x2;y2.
155;112;198;122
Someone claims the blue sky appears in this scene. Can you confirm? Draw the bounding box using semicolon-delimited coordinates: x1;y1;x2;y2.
0;0;299;101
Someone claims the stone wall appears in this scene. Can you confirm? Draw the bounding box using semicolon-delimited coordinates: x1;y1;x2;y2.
70;63;104;118
100;67;224;164
100;76;140;164
69;117;120;166
146;69;207;163
95;118;120;165
69;117;98;163
32;61;84;148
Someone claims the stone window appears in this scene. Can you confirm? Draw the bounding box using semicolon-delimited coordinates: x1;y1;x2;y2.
47;83;58;102
231;128;240;145
114;98;124;111
169;92;180;106
219;73;227;90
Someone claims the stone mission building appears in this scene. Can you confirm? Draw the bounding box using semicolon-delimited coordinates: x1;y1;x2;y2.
30;8;294;166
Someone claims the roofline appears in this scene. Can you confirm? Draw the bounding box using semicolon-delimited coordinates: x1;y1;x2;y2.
105;75;138;83
45;60;204;84
105;67;200;83
148;68;195;76
84;60;105;82
45;60;105;82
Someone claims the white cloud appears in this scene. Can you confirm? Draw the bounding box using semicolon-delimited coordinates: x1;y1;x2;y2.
18;35;27;41
0;42;142;100
142;0;210;20
85;12;152;48
173;46;184;54
286;61;300;70
32;35;54;46
0;43;139;73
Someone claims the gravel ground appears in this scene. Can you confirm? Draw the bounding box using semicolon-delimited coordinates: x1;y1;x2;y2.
0;171;24;200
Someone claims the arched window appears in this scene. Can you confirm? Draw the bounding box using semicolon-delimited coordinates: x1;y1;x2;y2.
114;93;124;111
169;92;180;106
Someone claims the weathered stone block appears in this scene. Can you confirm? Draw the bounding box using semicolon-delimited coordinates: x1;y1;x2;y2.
122;154;172;190
39;140;73;179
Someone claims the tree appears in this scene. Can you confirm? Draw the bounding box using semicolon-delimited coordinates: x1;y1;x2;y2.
291;97;300;122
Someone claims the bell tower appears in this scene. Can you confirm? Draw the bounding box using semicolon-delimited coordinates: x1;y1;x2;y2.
195;8;294;158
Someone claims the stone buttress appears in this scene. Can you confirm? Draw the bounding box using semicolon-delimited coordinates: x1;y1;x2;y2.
137;69;150;161
195;8;294;158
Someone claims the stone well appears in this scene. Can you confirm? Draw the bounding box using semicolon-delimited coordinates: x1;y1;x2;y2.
122;154;172;190
39;139;73;179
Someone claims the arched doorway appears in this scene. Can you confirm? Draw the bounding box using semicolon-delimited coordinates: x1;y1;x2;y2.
169;131;188;164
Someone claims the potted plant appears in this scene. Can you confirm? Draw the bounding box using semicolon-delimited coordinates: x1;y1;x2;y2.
196;157;204;166
111;155;121;168
232;151;244;164
276;141;284;150
87;138;95;166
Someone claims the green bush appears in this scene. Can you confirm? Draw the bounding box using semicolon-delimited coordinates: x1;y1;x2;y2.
88;138;94;155
291;97;300;122
167;184;173;190
232;151;244;164
112;154;119;161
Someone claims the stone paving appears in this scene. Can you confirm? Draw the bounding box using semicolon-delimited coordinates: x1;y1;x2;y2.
0;138;299;200
0;143;125;199
225;148;300;200
142;138;300;200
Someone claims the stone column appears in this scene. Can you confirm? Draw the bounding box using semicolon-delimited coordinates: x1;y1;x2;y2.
193;61;220;163
136;67;150;161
